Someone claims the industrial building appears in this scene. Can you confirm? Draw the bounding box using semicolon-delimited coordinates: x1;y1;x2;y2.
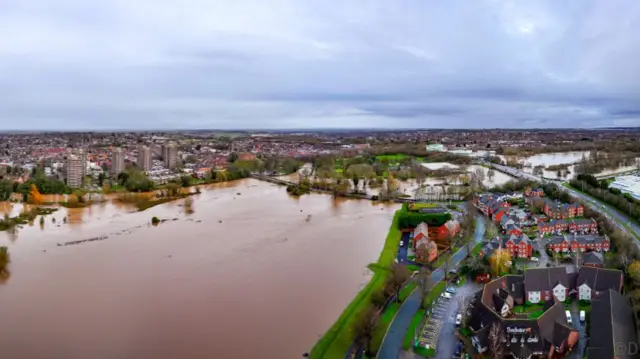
609;174;640;200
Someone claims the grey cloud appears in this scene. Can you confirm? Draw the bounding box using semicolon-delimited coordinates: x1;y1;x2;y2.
1;0;639;129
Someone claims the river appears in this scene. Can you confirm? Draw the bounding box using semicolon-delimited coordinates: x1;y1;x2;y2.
0;179;400;359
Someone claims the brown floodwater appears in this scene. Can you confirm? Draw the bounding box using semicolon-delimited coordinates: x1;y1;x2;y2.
0;179;399;359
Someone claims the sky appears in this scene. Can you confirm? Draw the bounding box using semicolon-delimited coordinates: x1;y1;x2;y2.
1;0;640;130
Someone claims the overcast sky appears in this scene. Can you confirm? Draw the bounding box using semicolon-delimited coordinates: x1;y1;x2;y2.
1;0;639;130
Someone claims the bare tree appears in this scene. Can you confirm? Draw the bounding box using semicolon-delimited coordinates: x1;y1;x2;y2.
386;263;411;302
488;322;504;359
353;305;380;355
415;268;432;309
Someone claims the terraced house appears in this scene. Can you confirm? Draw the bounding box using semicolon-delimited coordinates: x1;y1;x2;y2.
479;234;533;258
537;218;598;235
475;194;511;217
543;200;583;219
523;266;622;303
546;234;610;253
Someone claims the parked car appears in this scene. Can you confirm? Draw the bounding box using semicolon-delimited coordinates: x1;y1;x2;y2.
442;292;453;299
565;310;572;324
454;342;463;357
446;286;457;294
530;257;539;262
580;310;586;322
455;314;462;326
400;241;404;247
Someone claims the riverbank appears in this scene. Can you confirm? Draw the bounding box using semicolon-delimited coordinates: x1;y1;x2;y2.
309;211;402;359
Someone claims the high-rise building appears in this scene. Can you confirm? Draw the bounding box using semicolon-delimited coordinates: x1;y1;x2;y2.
137;145;151;172
66;154;83;188
163;143;178;169
111;148;124;176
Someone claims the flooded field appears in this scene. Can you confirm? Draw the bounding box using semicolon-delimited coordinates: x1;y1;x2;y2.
0;179;399;359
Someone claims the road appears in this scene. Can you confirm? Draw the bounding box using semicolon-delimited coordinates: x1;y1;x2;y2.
377;216;486;359
485;161;640;246
568;301;587;359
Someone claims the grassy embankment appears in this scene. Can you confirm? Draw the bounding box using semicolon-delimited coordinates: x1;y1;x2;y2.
309;211;402;359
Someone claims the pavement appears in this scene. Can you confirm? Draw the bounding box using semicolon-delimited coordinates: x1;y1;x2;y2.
377;216;486;359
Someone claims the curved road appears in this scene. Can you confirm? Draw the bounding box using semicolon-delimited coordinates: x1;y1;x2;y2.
376;217;486;359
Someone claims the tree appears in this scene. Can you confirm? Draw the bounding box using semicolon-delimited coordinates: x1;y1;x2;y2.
415;268;432;309
487;168;495;181
485;221;499;239
467;256;488;276
353;305;379;355
30;184;43;204
489;249;512;276
227;152;239;163
386;263;411;302
180;175;192;187
0;246;10;274
97;172;106;186
628;261;640;286
488;322;504;359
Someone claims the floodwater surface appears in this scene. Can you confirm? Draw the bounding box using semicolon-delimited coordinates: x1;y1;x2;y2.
0;179;399;359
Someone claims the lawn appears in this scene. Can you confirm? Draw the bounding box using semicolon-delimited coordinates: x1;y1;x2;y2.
370;302;401;354
375;154;408;162
399;282;417;302
409;203;440;210
432;252;452;269
403;309;426;350
471;242;483;256
423;281;446;308
512;303;545;314
414;346;436;357
309;211;402;359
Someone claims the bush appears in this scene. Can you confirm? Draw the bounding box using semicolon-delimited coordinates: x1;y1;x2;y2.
151;216;160;225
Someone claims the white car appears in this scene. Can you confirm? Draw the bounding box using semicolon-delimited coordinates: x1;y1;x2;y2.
442;292;453;299
455;314;462;326
580;310;585;322
530;257;539;262
565;310;572;324
400;241;404;247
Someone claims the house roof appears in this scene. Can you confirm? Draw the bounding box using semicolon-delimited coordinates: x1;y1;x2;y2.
576;266;623;292
470;276;579;358
588;289;640;359
523;267;570;291
582;251;604;266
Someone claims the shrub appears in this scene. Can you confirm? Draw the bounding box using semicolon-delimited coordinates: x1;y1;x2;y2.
151;216;160;225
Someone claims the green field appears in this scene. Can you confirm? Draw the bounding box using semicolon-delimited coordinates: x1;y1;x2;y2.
370;302;401;354
403;309;426;350
309;211;402;359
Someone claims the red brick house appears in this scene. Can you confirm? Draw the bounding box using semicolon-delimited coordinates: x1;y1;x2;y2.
503;234;533;258
524;186;544;197
546;234;610;253
543;200;583;219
